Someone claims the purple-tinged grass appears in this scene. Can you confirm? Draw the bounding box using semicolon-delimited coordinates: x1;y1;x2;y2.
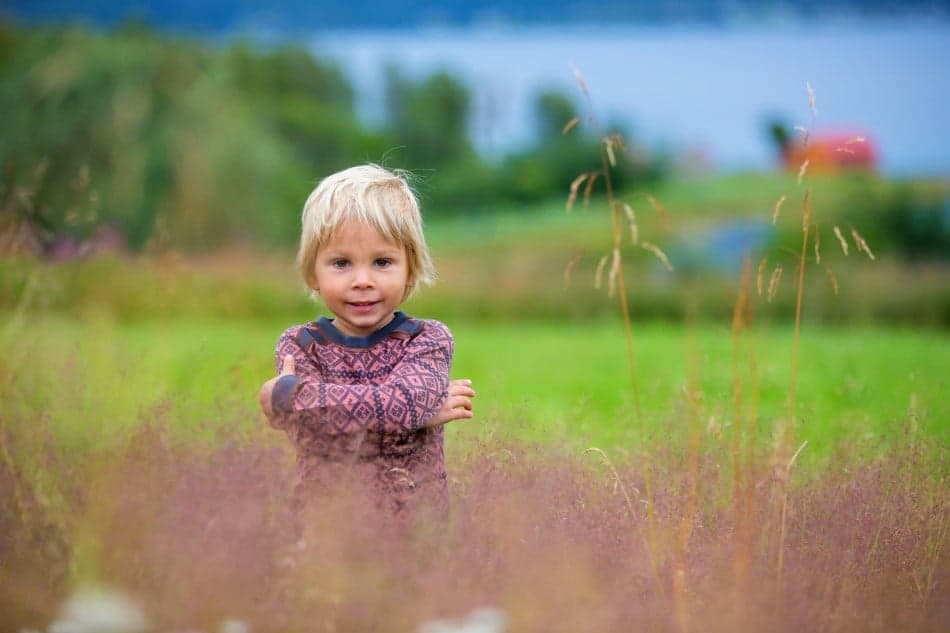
1;402;946;632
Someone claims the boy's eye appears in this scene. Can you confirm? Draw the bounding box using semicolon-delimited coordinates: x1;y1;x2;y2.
331;259;349;269
374;258;392;268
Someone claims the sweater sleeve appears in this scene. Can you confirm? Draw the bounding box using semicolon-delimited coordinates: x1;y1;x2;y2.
271;322;452;435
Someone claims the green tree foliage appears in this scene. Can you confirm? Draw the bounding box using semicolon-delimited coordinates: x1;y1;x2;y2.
0;23;299;248
0;23;669;250
383;67;477;168
501;89;661;203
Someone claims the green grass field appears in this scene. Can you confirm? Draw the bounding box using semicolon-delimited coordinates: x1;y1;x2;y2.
5;314;945;464
2;171;948;631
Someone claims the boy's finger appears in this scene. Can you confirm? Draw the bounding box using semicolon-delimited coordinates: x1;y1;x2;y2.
449;395;473;410
281;354;296;375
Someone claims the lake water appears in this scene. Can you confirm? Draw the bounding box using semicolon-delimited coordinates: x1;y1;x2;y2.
312;20;950;175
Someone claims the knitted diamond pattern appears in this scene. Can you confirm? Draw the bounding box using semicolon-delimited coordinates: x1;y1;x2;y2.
270;316;453;513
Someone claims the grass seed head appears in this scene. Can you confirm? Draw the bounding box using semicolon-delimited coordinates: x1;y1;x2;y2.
607;248;621;298
772;194;787;225
767;264;784;302
794;125;810;147
622;202;639;245
566;173;588;212
641;241;673;272
824;265;839;295
850;227;876;260
562;116;580;135
806;81;817;117
563;250;584;289
756;256;768;296
645;194;670;228
583;171;599;208
797;159;810;184
833;225;849;256
594;254;608;290
570;63;589;97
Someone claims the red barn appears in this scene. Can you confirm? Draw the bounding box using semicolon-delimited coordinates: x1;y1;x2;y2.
770;122;877;173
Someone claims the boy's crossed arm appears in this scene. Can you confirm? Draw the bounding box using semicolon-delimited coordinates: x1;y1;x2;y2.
258;354;475;432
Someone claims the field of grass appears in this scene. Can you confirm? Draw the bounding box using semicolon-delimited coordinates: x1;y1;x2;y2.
2;312;947;632
2;170;948;631
3;314;946;461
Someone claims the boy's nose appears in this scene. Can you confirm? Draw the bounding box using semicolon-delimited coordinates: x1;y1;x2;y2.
351;267;374;288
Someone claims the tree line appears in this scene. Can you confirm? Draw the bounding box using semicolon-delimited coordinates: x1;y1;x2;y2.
0;21;663;253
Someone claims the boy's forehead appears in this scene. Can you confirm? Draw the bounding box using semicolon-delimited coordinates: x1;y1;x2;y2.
323;220;404;250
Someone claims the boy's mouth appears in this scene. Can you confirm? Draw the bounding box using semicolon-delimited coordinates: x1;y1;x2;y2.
347;300;379;312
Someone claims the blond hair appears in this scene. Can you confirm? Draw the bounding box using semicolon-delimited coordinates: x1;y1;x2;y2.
297;164;435;300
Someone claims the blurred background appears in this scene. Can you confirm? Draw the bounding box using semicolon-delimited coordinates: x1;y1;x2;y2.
1;0;948;324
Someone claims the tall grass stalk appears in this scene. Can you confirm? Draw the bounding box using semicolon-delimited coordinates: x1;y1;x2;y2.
729;257;756;617
565;67;665;596
773;88;818;611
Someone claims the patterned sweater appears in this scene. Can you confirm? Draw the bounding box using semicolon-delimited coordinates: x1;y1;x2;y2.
269;312;452;515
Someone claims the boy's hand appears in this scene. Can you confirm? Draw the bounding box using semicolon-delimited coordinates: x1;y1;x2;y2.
259;354;297;420
424;379;475;428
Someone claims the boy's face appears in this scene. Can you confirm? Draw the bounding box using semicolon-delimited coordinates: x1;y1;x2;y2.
313;220;410;337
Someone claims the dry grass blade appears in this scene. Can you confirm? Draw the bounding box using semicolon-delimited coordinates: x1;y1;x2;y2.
608;248;621;298
583;171;599;208
794;125;810;148
846;135;866;144
562;116;580;135
605;139;617;167
824;265;839;295
833;225;849;255
641;241;673;272
814;225;821;265
767;264;784;302
645;194;671;227
583;448;638;520
776;439;809;604
797;159;810;184
772;194;787;225
570;63;589;97
851;227;876;261
835;146;856;155
603;134;625;167
594;254;608;290
563;250;584;289
566;173;588;212
788;439;808;469
622;202;639;245
806;81;817;117
756;256;768;296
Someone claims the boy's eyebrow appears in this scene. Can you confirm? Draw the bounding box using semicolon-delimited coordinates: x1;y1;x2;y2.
319;246;404;258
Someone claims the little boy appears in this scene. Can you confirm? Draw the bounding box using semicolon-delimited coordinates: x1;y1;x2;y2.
258;164;474;519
